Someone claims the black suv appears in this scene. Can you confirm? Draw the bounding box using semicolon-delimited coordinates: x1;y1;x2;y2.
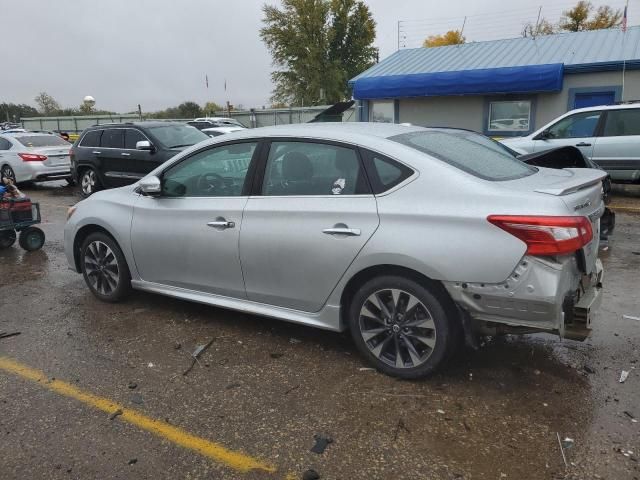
71;121;209;196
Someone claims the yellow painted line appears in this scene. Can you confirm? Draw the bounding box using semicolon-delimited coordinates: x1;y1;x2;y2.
0;357;276;475
609;205;640;213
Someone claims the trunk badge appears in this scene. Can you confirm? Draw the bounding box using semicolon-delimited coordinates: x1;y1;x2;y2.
574;200;592;211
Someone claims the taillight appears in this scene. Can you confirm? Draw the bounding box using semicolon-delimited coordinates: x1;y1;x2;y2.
487;215;593;256
19;153;47;162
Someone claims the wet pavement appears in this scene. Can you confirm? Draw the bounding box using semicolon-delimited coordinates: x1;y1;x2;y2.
0;182;639;480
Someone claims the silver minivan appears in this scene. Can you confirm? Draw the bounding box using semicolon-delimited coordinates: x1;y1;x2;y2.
501;103;640;182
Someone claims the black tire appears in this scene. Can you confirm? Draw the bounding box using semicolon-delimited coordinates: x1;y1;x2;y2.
65;177;76;187
80;168;100;197
348;275;454;379
0;230;16;249
80;232;131;302
18;227;45;251
1;164;16;183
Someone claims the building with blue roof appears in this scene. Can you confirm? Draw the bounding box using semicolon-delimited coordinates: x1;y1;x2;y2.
349;26;640;136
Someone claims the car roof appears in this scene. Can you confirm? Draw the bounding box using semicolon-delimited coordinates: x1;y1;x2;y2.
87;121;185;130
566;102;640;115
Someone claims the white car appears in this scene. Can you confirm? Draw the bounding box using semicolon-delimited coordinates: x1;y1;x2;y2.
501;103;640;182
0;132;72;183
188;117;247;131
201;126;245;137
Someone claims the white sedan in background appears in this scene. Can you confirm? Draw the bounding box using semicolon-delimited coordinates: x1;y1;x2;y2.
201;126;245;137
0;132;72;184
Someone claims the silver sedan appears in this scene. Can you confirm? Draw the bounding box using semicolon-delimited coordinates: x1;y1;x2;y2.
0;132;72;183
64;123;605;378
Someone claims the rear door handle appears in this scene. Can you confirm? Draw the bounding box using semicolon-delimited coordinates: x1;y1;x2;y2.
323;227;361;236
92;151;102;154
121;152;131;156
207;220;235;229
575;142;592;147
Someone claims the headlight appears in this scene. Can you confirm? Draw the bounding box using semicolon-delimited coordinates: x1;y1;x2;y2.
66;206;77;220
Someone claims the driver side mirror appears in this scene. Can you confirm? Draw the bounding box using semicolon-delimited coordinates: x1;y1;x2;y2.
136;140;154;151
534;129;551;140
139;175;161;196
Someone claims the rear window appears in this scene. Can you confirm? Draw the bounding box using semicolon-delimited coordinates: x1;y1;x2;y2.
390;131;536;181
15;135;69;148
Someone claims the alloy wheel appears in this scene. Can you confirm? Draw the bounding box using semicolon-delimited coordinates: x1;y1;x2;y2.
81;170;96;195
84;240;120;295
359;288;437;369
1;165;16;183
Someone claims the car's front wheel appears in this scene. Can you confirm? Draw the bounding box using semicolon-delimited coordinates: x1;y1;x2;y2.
80;232;131;302
80;168;100;197
349;275;453;379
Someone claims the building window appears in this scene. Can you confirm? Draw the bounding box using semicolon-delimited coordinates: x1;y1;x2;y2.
369;100;394;123
487;100;531;133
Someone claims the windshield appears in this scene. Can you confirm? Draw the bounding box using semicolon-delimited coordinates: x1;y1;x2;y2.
16;135;70;147
147;124;209;148
390;130;535;181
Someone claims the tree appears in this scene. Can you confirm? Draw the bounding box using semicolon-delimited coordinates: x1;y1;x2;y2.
203;101;222;114
559;1;621;32
260;0;377;106
0;103;39;121
522;18;556;37
34;92;61;115
177;101;203;118
423;30;465;48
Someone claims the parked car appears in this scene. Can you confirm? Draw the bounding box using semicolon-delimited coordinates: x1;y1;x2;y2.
70;121;209;197
65;123;605;378
500;102;640;183
187;117;247;130
0;132;72;184
201;126;245;137
31;130;71;142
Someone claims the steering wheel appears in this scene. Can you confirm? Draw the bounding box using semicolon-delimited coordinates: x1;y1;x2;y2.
196;172;226;195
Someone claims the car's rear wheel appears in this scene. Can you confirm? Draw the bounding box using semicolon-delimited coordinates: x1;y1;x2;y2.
348;275;453;379
80;168;100;197
1;164;16;183
80;232;131;302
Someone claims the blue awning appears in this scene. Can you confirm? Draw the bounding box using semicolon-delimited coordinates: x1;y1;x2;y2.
352;63;564;100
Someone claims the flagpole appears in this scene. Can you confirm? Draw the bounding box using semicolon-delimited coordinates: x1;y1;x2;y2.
621;0;629;101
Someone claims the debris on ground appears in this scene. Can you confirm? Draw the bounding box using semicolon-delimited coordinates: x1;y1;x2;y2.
174;342;182;350
183;338;215;376
556;432;568;468
584;364;596;374
358;367;375;372
623;411;637;423
619;370;630;383
270;353;284;359
109;409;123;420
310;434;333;454
289;338;302;344
302;469;320;480
622;314;640;321
0;331;21;340
225;382;241;390
437;409;445;415
284;384;300;395
128;382;137;390
561;437;575;449
147;362;154;368
392;418;410;441
131;394;143;405
128;458;138;465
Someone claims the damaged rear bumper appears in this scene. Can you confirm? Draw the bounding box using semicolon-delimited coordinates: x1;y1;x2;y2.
443;255;603;341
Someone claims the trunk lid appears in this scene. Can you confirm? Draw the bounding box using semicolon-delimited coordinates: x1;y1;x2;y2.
29;146;71;167
500;167;606;274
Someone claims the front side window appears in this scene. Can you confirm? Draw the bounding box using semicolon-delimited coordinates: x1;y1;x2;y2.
101;129;124;149
369;100;395;123
80;130;102;147
161;142;257;197
124;129;147;150
148;124;209;148
262;141;369;196
488;101;531;133
390;130;535;181
602;109;640;137
547;111;601;139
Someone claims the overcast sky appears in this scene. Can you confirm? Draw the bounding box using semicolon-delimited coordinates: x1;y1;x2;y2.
1;0;636;113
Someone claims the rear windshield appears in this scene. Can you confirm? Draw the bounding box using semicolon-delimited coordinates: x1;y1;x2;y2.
390;131;536;181
147;124;209;149
16;135;69;148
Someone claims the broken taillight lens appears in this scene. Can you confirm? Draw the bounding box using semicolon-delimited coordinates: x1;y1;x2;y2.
487;215;593;256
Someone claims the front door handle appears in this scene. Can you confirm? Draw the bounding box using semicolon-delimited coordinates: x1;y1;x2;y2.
575;142;592;147
207;220;235;229
121;152;131;156
92;151;102;154
323;227;361;236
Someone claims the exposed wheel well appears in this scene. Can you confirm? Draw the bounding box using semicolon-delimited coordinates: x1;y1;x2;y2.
339;264;459;327
73;225;117;272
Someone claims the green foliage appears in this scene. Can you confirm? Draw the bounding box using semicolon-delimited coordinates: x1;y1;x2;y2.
522;18;557;37
260;0;377;105
203;101;223;114
34;92;61;115
559;1;622;32
0;102;39;121
152;101;204;119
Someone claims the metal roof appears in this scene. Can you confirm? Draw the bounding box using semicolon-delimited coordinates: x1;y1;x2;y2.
351;26;640;82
